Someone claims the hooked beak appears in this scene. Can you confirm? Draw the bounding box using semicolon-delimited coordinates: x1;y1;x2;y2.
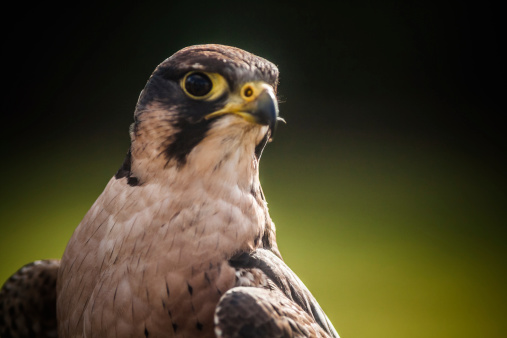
205;82;279;140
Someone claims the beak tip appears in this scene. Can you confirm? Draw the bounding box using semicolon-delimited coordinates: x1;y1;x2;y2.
254;88;279;138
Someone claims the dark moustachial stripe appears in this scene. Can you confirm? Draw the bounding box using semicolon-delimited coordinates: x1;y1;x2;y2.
164;118;212;168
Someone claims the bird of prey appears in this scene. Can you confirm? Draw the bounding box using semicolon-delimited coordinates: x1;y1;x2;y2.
0;44;339;338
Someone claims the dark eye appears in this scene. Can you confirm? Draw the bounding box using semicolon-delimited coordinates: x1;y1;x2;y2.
184;72;212;97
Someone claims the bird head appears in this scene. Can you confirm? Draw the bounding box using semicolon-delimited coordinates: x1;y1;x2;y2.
122;45;280;185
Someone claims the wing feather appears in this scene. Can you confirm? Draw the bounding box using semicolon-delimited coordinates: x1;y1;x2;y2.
0;260;59;338
217;249;339;338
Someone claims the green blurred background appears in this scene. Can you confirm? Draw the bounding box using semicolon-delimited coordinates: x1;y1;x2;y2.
1;1;505;337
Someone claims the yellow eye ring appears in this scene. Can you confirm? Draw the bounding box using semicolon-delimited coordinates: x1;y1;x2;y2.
180;71;228;101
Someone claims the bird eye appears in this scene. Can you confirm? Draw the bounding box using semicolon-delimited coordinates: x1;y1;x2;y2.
184;72;212;97
181;71;228;100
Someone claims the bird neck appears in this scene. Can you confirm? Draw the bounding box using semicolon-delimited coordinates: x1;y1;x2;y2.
118;141;268;264
122;114;273;259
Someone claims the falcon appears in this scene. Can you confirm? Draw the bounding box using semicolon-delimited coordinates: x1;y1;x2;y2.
0;44;339;337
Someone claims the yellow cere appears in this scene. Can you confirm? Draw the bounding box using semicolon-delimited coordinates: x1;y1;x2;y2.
204;82;270;122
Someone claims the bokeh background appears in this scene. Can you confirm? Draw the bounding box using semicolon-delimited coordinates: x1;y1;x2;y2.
1;1;505;337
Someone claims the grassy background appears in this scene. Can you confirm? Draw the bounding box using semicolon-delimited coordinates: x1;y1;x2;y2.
1;1;505;337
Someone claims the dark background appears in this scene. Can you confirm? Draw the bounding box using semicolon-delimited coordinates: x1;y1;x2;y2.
1;1;505;337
